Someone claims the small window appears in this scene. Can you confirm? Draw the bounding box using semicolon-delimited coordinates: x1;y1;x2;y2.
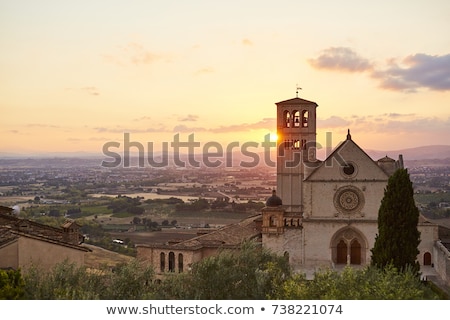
284;140;292;149
168;252;175;272
269;215;277;227
160;252;165;272
343;163;355;175
284;251;290;262
301;139;306;150
178;253;184;272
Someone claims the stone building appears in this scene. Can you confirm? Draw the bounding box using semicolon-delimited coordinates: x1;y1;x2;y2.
0;206;89;271
137;95;449;287
261;96;444;279
137;213;261;278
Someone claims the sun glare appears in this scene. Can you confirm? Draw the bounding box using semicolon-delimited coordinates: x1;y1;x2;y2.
270;132;278;142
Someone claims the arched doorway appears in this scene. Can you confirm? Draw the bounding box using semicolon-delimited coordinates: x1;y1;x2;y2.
423;252;432;266
331;227;367;266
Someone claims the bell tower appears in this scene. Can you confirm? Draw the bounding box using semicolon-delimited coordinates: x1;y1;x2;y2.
275;95;318;213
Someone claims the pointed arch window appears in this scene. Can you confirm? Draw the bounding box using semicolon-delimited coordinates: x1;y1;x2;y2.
350;239;361;264
337;240;347;264
332;228;366;266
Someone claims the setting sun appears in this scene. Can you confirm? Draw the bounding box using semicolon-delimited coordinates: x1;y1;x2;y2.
269;133;278;142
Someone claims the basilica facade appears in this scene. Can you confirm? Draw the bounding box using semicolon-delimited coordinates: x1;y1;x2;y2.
261;96;439;276
137;95;448;286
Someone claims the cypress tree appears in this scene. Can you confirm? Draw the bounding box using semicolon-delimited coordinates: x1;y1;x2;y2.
371;168;421;275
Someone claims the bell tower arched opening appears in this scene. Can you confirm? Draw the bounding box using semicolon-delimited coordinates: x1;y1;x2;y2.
293;110;300;127
301;110;309;127
284;110;291;128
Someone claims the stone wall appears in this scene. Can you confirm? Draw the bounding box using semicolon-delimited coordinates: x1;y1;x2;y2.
434;241;450;286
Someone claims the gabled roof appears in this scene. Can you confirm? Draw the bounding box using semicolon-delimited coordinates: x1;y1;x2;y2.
275;97;318;106
377;155;396;162
305;131;389;181
138;214;261;250
0;206;14;214
62;220;80;229
0;213;88;250
0;227;89;252
0;227;19;248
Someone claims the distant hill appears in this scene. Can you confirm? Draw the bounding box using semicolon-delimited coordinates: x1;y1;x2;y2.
364;145;450;161
1;145;449;168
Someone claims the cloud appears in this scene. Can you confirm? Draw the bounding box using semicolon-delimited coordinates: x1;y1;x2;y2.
169;118;276;134
81;86;100;96
310;48;450;92
178;114;199;122
89;136;112;141
133;116;152;121
66;86;100;96
195;67;215;75
323;113;450;136
94;125;169;133
126;42;163;65
242;38;253;46
317;116;351;128
379;116;450;133
309;47;373;72
172;124;208;133
27;123;60;128
383;113;416;118
210;118;275;133
373;53;450;92
103;42;171;66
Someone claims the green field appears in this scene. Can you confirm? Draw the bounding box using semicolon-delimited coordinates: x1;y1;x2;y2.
414;192;450;205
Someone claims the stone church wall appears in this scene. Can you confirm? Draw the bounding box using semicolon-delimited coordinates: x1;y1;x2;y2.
263;229;304;271
302;220;377;268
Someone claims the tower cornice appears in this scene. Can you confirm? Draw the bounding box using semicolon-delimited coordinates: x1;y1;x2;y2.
275;97;318;106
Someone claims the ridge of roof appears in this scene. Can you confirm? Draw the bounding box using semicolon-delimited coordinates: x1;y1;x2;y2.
305;135;388;180
275;97;318;106
138;214;262;250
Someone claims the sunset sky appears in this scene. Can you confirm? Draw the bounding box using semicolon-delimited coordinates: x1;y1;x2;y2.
1;0;449;157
